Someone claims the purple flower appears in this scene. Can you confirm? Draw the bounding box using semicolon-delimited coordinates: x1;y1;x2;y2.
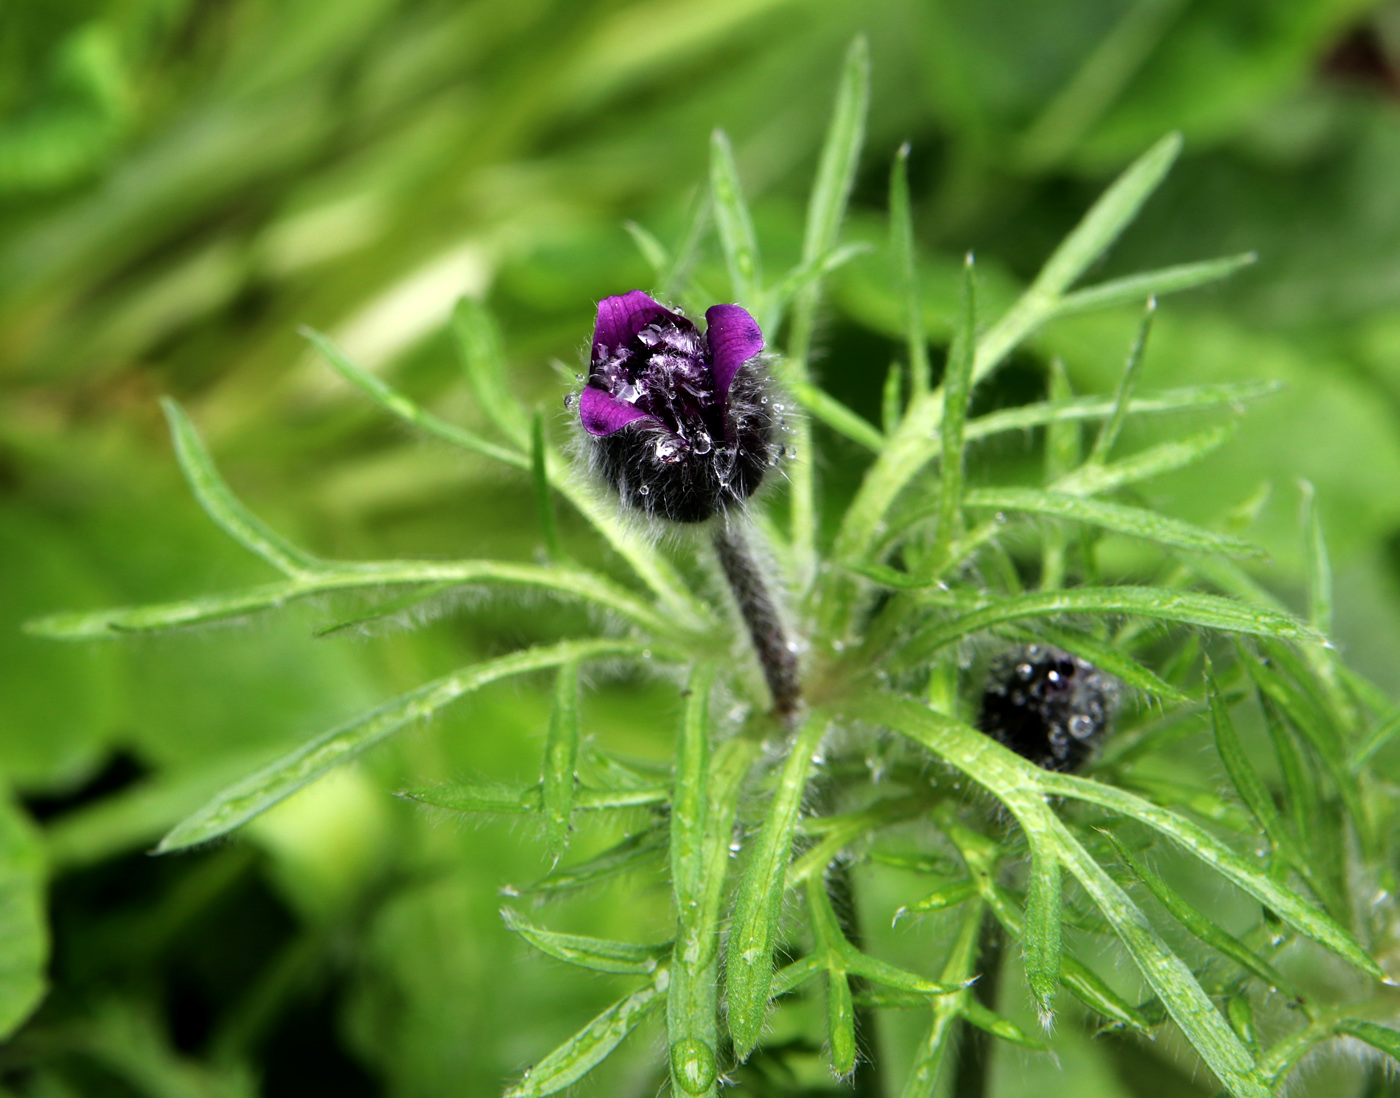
577;290;777;523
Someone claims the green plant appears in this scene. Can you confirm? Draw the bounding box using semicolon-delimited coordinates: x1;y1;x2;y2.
27;38;1400;1098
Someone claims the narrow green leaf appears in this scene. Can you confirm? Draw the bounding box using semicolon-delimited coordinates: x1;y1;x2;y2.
1208;666;1309;879
961;1000;1048;1050
452;296;530;446
841;950;965;997
934;255;976;561
1349;704;1400;772
531;409;563;563
1299;480;1332;637
890;142;930;399
530;828;668;896
898;878;979;919
726;713;828;1057
708;129;761;306
981;870;1150;1033
828;967;856;1077
502;909;667;975
1023;842;1062;1021
966;381;1279;443
770;955;824;997
788;380;885;452
762;243;870;334
1335;1020;1400;1064
1227;994;1258;1050
965;487;1265;559
0;797;46;1039
623;220;670;275
400;781;666;815
1054;422;1236;496
1040;770;1385;980
901;899;986;1095
1041;358;1077;590
1086;297;1155;466
29;559;676;640
504;971;666;1097
1040;812;1271;1098
301;326;526;468
898;585;1320;666
312;582;462;638
161;399;323;578
1054;254;1257;317
1106;832;1299;998
157;639;640;852
800;35;869;285
1030;133;1182;300
542;661;582;862
661;191;711;302
882;359;904;436
667;663;724;1098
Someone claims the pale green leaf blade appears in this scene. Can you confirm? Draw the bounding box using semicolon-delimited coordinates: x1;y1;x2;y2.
623;220;670;275
0;797;46;1039
787;381;884;452
312;581;459;638
1086;297;1155;466
157;639;640;852
708;129;761;306
452;296;530;446
542;661;582;861
899;585;1320;666
504;974;666;1097
1106;832;1298;998
1041;771;1384;980
965;382;1279;444
961;1000;1048;1050
502;909;666;975
161;399;322;578
890;142;929;399
801;36;869;268
1023;842;1062;1021
1046;817;1272;1098
828;969;856;1077
964;487;1265;559
530;828;667;897
934;255;976;560
400;781;666;815
840;950;965;997
301;326;526;468
532;409;563;563
1031;132;1182;299
1054;254;1257;317
725;713;827;1057
1054;422;1236;496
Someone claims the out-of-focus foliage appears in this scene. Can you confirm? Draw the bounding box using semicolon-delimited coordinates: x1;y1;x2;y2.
5;1;1400;1096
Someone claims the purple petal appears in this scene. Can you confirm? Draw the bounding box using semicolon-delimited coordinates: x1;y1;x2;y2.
704;304;764;397
579;385;654;436
592;291;689;362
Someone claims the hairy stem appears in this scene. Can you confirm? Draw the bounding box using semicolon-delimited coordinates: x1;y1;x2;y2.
713;523;801;719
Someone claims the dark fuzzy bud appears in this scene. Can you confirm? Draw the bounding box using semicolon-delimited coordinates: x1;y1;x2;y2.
577;291;776;523
978;645;1117;772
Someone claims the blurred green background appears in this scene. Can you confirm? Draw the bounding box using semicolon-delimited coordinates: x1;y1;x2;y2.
5;1;1400;1095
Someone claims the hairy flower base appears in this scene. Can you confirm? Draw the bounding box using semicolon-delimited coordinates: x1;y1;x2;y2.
978;645;1117;772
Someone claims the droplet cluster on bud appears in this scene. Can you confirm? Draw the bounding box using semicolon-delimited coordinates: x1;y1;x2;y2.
577;291;777;523
978;645;1116;772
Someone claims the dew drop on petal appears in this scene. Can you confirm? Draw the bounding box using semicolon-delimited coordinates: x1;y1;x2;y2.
638;484;650;496
563;393;575;409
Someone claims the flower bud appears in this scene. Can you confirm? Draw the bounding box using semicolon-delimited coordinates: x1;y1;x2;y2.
577;291;776;523
978;645;1116;772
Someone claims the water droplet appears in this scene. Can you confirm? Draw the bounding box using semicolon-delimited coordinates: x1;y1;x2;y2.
1016;662;1033;680
642;649;652;659
1027;645;1042;658
638;484;650;496
760;396;769;405
1069;714;1095;739
499;884;520;897
562;393;575;409
691;431;712;455
574;373;584;383
831;639;847;652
